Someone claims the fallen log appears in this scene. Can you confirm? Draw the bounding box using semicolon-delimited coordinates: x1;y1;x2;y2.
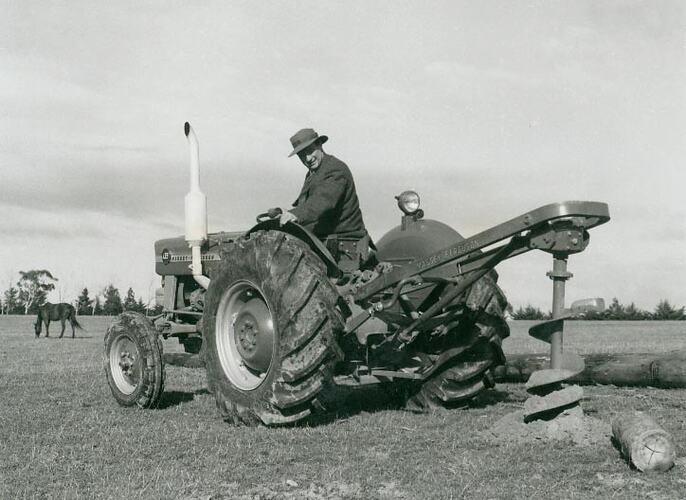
612;411;676;472
494;351;686;388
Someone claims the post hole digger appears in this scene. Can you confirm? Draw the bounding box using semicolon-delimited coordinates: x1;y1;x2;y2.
104;123;610;426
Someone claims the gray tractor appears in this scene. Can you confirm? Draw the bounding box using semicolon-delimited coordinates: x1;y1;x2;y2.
104;123;610;426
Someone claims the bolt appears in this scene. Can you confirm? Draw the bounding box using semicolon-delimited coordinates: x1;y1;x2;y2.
571;238;579;245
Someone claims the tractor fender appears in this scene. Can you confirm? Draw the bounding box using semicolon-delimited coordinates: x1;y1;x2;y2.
246;220;341;277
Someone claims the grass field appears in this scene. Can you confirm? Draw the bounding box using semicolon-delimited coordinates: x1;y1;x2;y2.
1;316;685;499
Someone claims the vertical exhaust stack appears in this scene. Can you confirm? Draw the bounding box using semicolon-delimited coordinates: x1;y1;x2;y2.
184;122;210;289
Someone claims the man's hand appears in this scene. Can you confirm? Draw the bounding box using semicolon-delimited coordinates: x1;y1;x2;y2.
266;207;283;219
278;210;298;226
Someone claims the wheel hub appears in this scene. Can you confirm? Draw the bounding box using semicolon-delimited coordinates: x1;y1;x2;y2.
236;316;258;354
110;336;141;395
233;297;273;372
216;281;276;391
119;351;136;376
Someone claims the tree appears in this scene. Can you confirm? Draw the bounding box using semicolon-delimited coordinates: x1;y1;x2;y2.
623;302;649;321
17;269;58;314
653;299;686;320
135;297;147;314
76;287;94;315
93;296;104;315
511;304;547;320
123;287;137;311
604;297;626;320
102;284;123;316
2;286;21;314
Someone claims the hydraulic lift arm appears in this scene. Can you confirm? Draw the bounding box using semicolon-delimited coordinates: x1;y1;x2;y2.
354;200;610;303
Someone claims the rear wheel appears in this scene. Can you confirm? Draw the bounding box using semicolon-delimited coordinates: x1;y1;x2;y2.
104;312;165;408
203;230;344;426
405;273;509;411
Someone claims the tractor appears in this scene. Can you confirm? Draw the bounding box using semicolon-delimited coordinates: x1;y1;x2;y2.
104;123;610;426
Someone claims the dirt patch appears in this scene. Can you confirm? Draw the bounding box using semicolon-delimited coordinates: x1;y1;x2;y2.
483;406;612;446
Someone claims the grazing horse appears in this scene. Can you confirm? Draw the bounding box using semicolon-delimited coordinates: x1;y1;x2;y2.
34;303;83;338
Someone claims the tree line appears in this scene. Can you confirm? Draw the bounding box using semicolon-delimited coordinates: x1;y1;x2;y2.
3;269;685;320
1;269;161;316
511;298;686;321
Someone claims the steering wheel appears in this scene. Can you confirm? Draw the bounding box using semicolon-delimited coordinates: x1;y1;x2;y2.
256;207;282;223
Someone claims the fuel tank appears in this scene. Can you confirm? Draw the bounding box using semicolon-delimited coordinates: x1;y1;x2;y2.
154;232;243;276
376;218;465;278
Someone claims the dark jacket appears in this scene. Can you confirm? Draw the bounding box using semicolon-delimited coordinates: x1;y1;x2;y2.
289;154;367;239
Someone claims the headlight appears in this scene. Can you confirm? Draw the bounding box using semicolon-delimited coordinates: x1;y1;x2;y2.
395;190;421;215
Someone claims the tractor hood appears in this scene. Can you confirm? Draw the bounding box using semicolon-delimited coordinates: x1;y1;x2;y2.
154;232;243;276
375;218;465;268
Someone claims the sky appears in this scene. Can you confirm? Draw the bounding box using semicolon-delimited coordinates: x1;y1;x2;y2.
1;1;684;311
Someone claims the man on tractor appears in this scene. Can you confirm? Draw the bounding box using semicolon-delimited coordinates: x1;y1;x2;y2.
103;121;609;426
272;128;372;270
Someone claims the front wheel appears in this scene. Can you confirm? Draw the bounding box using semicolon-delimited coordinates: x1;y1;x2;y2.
104;312;165;408
203;230;345;426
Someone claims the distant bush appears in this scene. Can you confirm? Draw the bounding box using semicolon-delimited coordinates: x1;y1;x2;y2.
511;305;550;320
652;299;686;320
511;297;685;320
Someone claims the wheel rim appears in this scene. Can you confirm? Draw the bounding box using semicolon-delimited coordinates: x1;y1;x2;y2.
110;335;142;395
216;280;276;390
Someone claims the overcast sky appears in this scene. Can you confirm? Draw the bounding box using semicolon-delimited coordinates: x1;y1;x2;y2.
1;1;684;311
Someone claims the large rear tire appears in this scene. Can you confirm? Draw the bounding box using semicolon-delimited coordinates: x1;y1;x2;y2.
405;273;509;411
203;231;344;426
104;312;165;408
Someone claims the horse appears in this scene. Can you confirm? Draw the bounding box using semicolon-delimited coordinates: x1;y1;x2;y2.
34;303;83;338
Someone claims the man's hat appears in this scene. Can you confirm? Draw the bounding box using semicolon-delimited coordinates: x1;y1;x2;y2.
288;128;328;157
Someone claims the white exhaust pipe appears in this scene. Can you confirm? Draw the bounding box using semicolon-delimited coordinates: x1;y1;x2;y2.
184;122;210;290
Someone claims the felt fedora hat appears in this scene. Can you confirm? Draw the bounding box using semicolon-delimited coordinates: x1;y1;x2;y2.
288;128;328;157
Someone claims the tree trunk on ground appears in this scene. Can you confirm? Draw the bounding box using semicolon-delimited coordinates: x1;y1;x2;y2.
612;411;675;472
494;351;686;388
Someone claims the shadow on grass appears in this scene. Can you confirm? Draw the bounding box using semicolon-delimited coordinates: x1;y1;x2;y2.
36;335;94;340
304;387;401;426
303;385;513;427
156;388;210;410
467;389;520;408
